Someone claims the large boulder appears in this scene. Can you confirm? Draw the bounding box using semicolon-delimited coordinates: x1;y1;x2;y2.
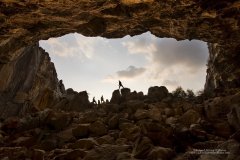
204;93;240;121
108;114;119;130
148;147;176;160
120;88;131;97
51;149;87;160
84;144;131;160
46;111;72;130
147;86;169;101
180;109;201;126
110;90;121;104
69;138;97;150
89;121;108;137
227;105;240;130
119;123;141;141
134;109;148;120
67;91;91;111
140;121;173;147
72;124;90;139
133;136;154;159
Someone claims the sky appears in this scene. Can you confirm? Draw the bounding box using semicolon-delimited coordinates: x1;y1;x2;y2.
39;32;209;101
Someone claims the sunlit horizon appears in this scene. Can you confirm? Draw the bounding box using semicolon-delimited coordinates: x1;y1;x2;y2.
40;32;209;101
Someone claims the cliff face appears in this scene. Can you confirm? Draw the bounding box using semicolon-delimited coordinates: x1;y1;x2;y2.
0;44;62;118
205;43;240;92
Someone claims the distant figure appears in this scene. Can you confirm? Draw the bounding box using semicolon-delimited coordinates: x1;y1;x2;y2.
119;80;124;90
101;95;105;103
98;100;101;105
59;80;65;93
92;97;97;104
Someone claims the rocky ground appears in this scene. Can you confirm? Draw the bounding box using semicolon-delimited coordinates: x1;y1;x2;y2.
0;86;240;160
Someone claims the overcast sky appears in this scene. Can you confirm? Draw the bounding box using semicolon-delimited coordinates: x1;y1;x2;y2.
39;32;209;101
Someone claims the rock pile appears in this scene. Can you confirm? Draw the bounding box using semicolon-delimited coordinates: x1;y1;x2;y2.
0;87;239;160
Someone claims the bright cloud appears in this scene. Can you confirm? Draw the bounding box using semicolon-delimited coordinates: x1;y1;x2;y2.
117;66;146;78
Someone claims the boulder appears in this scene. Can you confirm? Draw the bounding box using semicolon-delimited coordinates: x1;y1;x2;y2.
164;108;175;117
227;105;240;130
66;91;91;111
134;136;154;159
46;111;72;130
53;149;87;160
180;109;201;126
110;90;121;104
140;121;173;147
134;109;148;120
84;144;131;160
11;136;36;147
116;152;132;160
147;86;169;101
108;115;119;130
72;124;90;139
120;88;131;97
148;107;162;122
37;138;59;151
69;138;97;150
119;123;141;141
0;147;45;160
95;135;115;145
147;147;176;160
212;121;232;138
89;121;108;137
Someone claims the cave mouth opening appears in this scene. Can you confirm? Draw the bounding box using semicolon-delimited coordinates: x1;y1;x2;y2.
39;32;209;101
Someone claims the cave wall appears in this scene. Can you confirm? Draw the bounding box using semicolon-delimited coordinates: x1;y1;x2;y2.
205;43;240;92
0;43;63;118
0;0;239;107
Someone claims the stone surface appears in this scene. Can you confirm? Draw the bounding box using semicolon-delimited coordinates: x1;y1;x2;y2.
180;109;201;126
0;44;62;119
72;124;90;139
148;146;175;160
89;121;108;137
148;86;169;101
46;111;72;130
0;0;239;99
0;2;239;158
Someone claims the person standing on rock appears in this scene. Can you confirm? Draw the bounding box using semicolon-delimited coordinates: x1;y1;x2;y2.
101;95;105;103
119;80;124;90
59;80;65;93
92;97;97;104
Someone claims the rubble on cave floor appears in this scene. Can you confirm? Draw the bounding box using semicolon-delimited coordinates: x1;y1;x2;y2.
0;87;240;160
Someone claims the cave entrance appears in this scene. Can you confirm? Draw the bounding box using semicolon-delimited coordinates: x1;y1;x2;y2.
39;32;209;101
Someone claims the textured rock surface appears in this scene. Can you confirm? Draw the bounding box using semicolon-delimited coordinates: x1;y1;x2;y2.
0;44;62;118
0;0;239;93
0;1;240;159
0;87;239;159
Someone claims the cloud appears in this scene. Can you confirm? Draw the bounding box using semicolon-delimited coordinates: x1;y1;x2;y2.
117;66;146;78
122;35;208;76
39;33;109;60
102;65;146;83
163;79;179;87
122;33;157;56
151;39;208;69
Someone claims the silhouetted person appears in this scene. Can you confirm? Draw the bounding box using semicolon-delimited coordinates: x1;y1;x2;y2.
119;80;124;90
59;80;65;93
101;95;105;103
98;100;101;105
92;97;97;104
